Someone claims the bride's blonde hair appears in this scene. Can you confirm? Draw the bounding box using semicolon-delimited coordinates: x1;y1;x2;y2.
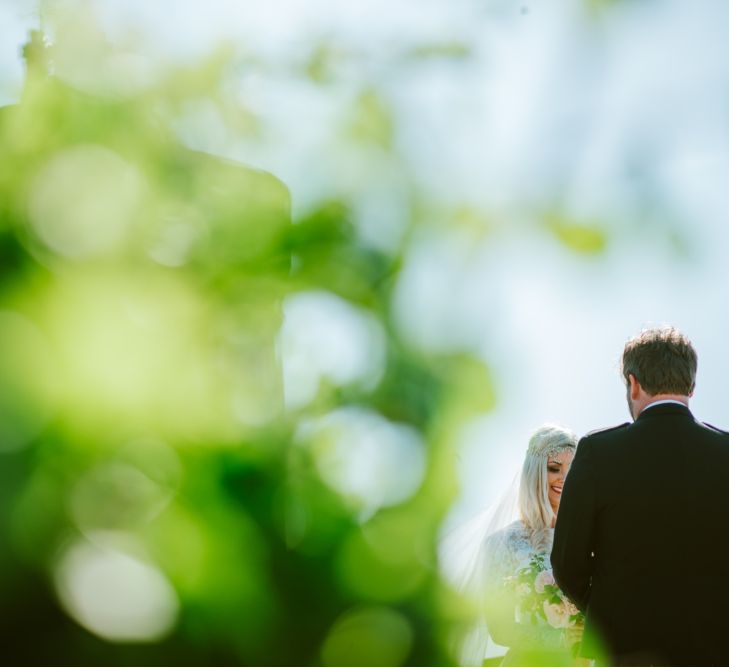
519;424;577;549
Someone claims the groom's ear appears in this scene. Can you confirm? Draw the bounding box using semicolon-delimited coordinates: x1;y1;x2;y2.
628;374;641;399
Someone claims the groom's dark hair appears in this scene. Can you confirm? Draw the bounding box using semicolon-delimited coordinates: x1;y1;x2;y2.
621;327;697;396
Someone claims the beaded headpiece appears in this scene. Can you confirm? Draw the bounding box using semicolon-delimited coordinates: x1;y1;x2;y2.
526;425;577;457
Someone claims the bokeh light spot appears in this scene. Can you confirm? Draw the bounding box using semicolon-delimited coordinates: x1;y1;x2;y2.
321;606;413;667
37;269;224;438
337;526;427;602
70;462;174;533
298;406;426;517
55;533;179;642
28;145;145;259
281;291;386;409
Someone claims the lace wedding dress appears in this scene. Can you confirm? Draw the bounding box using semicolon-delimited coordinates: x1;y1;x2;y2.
481;520;577;667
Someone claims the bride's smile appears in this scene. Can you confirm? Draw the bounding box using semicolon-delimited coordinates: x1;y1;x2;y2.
547;452;574;513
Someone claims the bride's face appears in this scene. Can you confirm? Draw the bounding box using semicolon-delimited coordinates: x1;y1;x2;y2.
547;450;575;513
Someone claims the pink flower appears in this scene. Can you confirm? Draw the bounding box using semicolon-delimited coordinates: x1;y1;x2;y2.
534;568;555;594
543;601;571;629
562;597;580;617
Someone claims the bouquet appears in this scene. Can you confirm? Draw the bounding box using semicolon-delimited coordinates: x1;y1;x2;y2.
508;552;584;630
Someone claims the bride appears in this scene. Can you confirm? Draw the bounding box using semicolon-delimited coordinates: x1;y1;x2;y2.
443;424;585;667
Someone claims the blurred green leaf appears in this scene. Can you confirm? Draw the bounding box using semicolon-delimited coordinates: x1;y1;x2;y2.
304;42;352;84
584;0;624;13
346;88;395;150
545;213;608;255
405;41;472;61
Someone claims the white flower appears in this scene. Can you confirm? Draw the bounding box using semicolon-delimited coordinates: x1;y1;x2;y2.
543;600;571;629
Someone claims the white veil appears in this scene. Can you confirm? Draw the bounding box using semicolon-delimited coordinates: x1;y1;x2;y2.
438;473;521;667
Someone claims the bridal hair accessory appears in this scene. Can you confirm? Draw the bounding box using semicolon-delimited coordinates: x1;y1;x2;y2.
526;424;577;457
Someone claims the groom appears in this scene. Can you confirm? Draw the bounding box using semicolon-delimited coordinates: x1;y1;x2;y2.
552;327;729;667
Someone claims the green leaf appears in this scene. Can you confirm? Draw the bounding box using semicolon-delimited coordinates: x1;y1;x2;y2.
346;88;395;149
545;213;608;255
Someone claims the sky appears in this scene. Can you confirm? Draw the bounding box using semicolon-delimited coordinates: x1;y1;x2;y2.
3;0;729;521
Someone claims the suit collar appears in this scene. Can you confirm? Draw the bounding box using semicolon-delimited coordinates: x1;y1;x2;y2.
636;401;692;421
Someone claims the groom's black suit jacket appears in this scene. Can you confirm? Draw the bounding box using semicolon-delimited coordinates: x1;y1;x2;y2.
552;403;729;666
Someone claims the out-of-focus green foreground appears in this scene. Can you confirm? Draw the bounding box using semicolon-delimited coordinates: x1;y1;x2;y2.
0;31;498;667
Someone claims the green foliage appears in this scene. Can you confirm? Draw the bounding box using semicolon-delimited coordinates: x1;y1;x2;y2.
0;24;497;667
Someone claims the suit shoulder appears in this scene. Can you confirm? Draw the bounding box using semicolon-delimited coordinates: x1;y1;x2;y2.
700;421;729;437
582;422;630;441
